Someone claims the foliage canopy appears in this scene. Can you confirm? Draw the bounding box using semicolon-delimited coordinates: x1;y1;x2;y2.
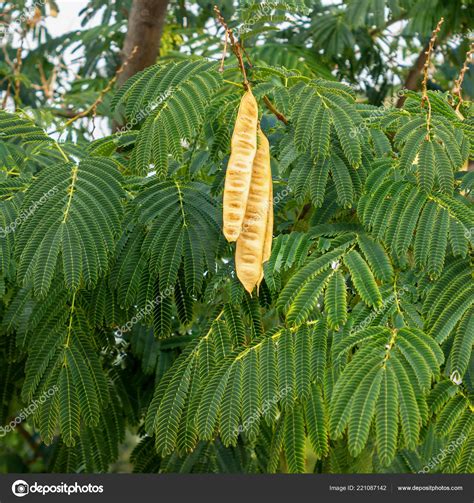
0;0;473;474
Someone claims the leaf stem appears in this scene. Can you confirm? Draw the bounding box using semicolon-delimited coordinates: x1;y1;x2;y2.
421;17;444;139
54;141;70;162
65;291;76;351
62;166;79;223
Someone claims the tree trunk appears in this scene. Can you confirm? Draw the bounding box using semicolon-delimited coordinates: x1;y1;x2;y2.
396;42;430;108
117;0;170;89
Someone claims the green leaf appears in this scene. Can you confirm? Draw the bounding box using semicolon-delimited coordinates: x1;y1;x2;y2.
283;405;306;473
375;367;399;466
325;269;347;329
344;250;382;308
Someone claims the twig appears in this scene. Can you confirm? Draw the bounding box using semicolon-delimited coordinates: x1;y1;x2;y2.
241;42;253;68
48;108;78;118
219;30;228;72
263;95;288;125
14;46;23;106
292;203;311;230
37;61;55;101
53;139;70;162
213;5;288;125
368;14;406;37
453;42;474;112
62;45;139;129
421;17;444;139
214;6;249;89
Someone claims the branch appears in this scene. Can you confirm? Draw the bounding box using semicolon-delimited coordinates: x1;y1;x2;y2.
213;6;249;89
420;17;444;138
116;0;170;89
368;13;406;37
213;6;289;125
48;108;79;118
396;18;445;109
13;46;23;106
263;95;288;125
62;46;139;129
453;42;474;112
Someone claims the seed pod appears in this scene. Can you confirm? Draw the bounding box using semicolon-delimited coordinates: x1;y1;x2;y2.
223;90;259;242
236;128;271;294
257;172;273;290
262;175;273;264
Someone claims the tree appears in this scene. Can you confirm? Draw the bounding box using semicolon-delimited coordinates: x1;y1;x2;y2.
116;0;170;89
0;0;473;474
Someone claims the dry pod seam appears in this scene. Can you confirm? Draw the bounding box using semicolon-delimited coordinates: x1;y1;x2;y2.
257;168;273;291
236;128;272;294
223;90;259;242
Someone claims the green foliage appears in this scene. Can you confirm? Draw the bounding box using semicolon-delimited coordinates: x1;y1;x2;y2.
0;1;473;476
15;158;124;296
112;60;222;176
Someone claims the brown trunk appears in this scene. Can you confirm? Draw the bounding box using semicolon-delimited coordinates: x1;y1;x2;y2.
396;42;430;108
116;0;170;89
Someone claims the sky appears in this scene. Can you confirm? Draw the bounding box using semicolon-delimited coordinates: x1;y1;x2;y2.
45;0;94;35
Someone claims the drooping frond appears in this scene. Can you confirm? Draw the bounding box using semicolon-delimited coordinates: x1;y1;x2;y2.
15;157;124;296
145;320;329;458
330;326;443;464
112;59;222;176
18;290;109;446
0;109;52;146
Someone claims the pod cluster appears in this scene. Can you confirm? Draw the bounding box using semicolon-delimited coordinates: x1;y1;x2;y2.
223;90;273;294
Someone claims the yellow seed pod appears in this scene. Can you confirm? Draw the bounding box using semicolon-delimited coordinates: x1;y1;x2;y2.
223;90;258;242
236;128;271;294
257;173;273;290
262;176;273;264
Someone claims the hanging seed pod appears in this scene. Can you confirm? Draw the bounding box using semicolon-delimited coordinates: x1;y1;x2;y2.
257;171;273;290
236;128;271;294
223;90;259;242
